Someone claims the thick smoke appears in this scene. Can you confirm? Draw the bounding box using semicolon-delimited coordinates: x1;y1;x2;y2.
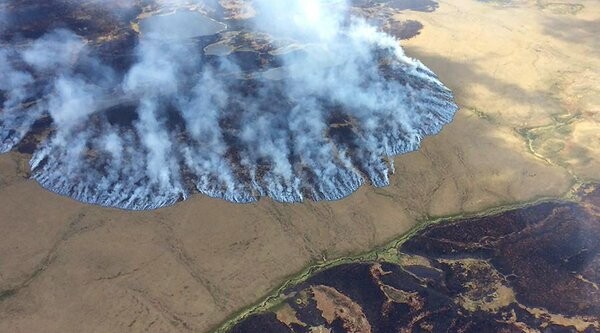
0;47;36;153
0;2;7;32
0;0;457;210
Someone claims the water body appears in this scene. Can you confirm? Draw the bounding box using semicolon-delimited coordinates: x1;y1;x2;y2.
204;42;235;56
386;0;439;11
139;10;227;39
353;0;439;12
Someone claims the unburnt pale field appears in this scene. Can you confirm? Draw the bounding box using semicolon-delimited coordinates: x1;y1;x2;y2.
0;0;598;332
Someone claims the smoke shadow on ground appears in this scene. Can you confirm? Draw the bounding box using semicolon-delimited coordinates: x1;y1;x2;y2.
403;47;557;113
541;16;600;50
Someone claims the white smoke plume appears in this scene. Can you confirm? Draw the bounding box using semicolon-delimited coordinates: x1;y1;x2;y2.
0;48;36;153
0;0;457;210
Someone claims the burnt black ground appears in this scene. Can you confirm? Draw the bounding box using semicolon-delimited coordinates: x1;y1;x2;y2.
230;184;600;332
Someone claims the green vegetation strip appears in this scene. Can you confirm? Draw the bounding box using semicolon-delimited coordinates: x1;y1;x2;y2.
211;187;584;333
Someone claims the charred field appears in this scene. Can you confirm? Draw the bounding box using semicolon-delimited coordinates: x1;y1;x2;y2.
228;183;600;333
